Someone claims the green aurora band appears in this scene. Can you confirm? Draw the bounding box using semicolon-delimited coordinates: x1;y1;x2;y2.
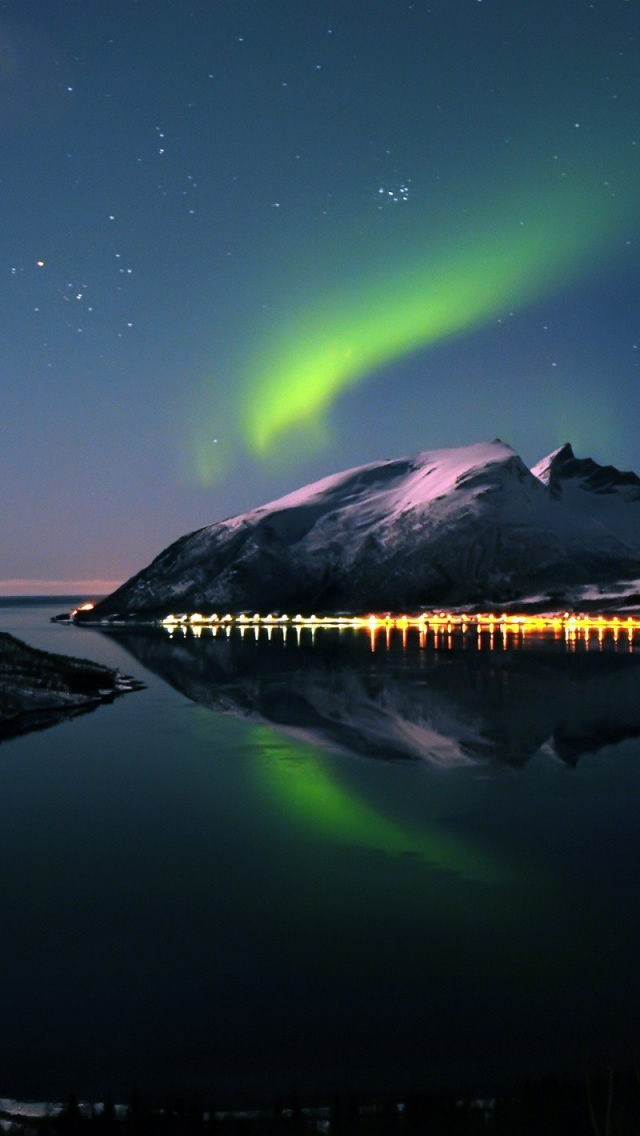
239;179;625;458
251;725;511;885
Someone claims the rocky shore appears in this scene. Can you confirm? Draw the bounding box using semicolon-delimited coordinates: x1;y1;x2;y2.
0;631;142;743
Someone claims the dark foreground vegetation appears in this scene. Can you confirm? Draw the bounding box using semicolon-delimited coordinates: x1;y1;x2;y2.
3;1071;640;1136
0;631;141;741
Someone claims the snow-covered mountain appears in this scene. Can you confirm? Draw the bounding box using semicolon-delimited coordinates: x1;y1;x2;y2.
87;440;640;619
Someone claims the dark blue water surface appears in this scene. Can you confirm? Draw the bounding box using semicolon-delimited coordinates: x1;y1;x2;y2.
1;599;640;1105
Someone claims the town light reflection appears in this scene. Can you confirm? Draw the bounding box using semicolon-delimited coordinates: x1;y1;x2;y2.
160;610;638;652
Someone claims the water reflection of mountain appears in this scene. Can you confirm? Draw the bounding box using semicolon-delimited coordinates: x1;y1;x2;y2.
107;625;640;766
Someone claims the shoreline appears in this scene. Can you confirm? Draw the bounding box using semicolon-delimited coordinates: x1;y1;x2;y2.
2;1062;638;1134
0;631;142;743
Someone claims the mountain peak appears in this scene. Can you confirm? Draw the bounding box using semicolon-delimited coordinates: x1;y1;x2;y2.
532;443;640;499
550;441;576;464
530;443;573;489
83;439;640;620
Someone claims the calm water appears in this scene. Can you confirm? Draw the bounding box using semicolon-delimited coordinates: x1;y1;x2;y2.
1;599;640;1105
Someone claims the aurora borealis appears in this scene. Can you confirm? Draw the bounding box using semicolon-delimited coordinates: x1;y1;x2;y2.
241;174;626;458
1;0;639;591
4;3;640;1108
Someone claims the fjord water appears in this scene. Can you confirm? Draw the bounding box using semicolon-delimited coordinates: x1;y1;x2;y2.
1;600;640;1105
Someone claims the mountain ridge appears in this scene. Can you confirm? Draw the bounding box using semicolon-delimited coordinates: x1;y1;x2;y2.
84;440;640;619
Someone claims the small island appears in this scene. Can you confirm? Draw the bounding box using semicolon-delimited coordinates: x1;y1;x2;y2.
0;631;142;743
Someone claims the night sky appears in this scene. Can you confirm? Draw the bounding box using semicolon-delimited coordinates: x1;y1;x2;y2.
1;0;639;593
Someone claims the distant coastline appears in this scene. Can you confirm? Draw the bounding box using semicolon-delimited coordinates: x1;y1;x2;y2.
0;594;102;607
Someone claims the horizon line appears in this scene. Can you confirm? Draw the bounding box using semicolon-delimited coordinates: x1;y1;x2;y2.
0;578;123;597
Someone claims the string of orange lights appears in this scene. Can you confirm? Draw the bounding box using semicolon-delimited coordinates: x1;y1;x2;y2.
159;610;640;632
